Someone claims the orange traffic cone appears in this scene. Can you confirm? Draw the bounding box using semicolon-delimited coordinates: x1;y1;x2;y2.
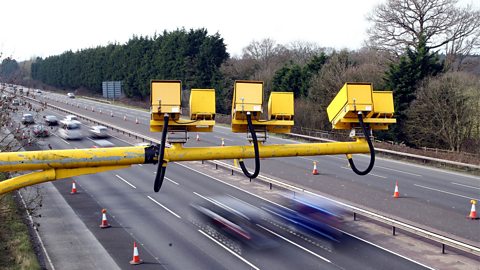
196;134;200;141
100;209;111;228
221;138;225;147
393;181;400;198
135;117;139;124
129;242;143;265
468;200;478;219
70;181;77;194
312;161;319;175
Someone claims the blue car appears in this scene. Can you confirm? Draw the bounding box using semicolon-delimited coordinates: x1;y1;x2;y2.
265;194;345;243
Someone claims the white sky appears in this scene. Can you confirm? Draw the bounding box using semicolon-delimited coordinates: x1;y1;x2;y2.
0;0;476;61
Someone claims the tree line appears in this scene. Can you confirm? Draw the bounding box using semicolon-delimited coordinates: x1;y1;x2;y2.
30;28;229;101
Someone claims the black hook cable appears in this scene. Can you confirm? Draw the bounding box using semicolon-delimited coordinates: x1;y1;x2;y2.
154;113;169;192
239;112;261;179
347;112;375;175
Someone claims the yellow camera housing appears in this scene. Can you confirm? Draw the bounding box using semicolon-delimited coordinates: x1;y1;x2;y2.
327;82;396;130
231;80;294;134
150;80;215;133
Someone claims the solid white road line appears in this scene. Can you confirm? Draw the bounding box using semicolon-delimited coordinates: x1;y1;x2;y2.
414;184;479;200
197;230;260;270
193;191;208;200
257;225;332;263
451;182;480;190
115;174;136;189
19;192;56;270
146;196;181;219
338;229;435;270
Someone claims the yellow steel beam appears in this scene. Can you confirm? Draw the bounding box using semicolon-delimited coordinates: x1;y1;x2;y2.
164;139;369;162
0;139;369;195
0;165;128;195
0;140;368;172
0;146;152;172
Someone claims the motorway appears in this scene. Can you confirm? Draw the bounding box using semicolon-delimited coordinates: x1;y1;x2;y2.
35;91;480;244
5;101;431;270
3;88;479;269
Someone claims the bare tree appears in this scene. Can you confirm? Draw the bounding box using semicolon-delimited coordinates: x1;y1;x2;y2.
366;0;480;68
0;83;45;222
242;39;290;96
405;72;480;152
284;41;328;65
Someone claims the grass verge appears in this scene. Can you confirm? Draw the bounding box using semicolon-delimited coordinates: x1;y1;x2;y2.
0;174;40;270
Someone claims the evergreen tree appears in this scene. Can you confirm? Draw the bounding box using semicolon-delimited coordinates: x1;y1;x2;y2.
271;52;327;98
0;57;20;80
384;36;443;144
31;29;229;100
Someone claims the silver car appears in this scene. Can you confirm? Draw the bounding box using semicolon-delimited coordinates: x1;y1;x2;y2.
21;113;34;125
44;115;58;126
89;125;109;138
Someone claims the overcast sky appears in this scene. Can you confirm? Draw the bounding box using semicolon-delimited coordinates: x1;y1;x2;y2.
0;0;477;61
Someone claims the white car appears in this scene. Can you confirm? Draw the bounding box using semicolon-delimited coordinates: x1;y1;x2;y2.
67;93;75;98
89;125;109;138
64;115;78;121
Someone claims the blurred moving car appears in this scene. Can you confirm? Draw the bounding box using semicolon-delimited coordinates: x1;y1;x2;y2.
32;124;49;137
58;120;83;140
64;115;78;121
91;139;114;148
264;194;345;243
89;125;109;138
12;99;20;106
44;115;58;126
135;142;152;147
21;113;35;125
67;92;75;98
191;196;277;249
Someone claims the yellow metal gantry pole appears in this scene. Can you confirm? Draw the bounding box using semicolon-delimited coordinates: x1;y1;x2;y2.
0;139;369;195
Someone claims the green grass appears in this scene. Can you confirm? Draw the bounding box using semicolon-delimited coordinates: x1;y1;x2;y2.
0;174;40;270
